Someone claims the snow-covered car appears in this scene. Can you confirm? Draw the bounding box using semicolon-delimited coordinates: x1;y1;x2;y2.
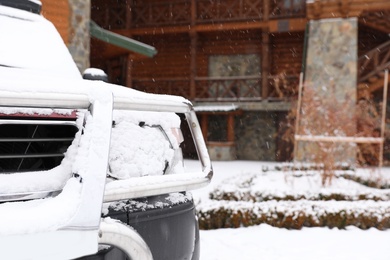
0;1;212;259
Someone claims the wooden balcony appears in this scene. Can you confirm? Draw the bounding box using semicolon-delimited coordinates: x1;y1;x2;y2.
92;0;306;31
132;74;300;101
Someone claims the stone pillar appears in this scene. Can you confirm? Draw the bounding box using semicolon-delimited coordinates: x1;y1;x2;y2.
68;0;91;73
296;18;357;165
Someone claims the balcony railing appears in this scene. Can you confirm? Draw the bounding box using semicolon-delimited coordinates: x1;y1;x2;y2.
133;74;299;101
93;0;306;30
196;0;264;24
358;40;390;83
195;76;262;101
133;78;191;97
132;0;191;27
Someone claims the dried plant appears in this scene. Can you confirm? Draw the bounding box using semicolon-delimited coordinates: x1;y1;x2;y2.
277;83;384;186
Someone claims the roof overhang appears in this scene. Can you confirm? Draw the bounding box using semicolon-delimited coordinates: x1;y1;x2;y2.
89;21;157;58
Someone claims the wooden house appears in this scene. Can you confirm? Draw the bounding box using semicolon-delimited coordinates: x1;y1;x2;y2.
43;0;390;162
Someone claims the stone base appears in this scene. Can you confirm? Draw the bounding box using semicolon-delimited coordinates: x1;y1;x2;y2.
207;142;236;161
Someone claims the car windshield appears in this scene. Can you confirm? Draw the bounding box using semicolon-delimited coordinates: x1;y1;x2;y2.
0;6;81;79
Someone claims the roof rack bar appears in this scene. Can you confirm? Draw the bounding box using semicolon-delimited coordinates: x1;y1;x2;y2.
0;137;74;142
0;153;64;159
0;92;90;109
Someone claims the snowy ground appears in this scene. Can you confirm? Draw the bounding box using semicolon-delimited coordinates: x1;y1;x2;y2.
185;160;390;260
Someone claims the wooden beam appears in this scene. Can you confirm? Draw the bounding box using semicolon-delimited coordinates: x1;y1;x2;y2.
261;30;270;99
263;0;270;22
194;21;268;32
190;0;197;100
114;21;270;36
262;0;270;100
190;32;197;100
114;19;307;37
191;0;196;26
125;3;132;29
295;135;384;144
115;26;190;36
307;0;390;20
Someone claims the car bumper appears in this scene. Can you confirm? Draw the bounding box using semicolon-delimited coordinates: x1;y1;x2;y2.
78;192;199;260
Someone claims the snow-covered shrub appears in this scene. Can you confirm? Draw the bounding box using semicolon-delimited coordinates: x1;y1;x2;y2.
197;200;390;230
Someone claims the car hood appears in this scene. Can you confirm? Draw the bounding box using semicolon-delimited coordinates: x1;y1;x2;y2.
0;65;189;107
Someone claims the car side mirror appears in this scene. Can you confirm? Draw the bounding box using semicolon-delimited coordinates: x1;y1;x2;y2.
83;68;108;82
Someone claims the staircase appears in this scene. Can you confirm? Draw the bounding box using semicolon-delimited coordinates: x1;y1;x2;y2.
358;40;390;97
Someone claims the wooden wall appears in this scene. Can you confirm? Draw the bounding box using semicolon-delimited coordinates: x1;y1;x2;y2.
270;32;305;76
358;25;389;57
133;33;191;79
132;30;306;81
40;0;70;45
133;30;265;79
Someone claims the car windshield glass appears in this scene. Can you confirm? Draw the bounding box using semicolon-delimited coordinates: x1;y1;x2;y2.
0;7;81;79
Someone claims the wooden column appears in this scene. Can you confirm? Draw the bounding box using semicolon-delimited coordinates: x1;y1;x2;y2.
190;33;197;100
190;0;197;100
201;114;208;142
261;30;270;99
261;0;270;99
125;2;133;88
125;54;133;88
125;1;132;29
227;114;235;142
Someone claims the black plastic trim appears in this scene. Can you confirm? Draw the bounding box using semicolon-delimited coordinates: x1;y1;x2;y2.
0;0;41;14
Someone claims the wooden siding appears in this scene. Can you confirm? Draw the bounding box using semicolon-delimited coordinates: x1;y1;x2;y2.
358;25;389;56
270;32;305;76
133;33;191;79
132;30;264;79
307;0;390;20
41;0;70;45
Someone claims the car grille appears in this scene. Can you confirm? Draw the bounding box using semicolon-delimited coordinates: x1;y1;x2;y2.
0;117;79;173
